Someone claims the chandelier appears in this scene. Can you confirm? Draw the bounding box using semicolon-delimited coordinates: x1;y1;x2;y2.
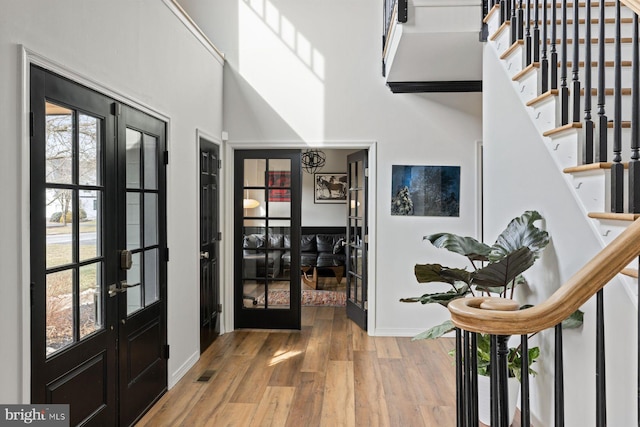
301;149;326;173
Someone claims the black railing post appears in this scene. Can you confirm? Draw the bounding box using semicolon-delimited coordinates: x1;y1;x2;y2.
571;0;581;123
551;0;558;90
512;0;519;44
611;0;624;213
456;328;465;427
534;0;540;62
465;331;473;426
596;289;607;426
542;0;549;92
496;335;511;426
490;334;499;425
501;0;508;23
560;0;569;125
629;14;640;212
518;0;525;40
526;0;533;65
555;324;565;426
521;334;531;427
470;333;479;426
597;0;608;161
584;0;595;164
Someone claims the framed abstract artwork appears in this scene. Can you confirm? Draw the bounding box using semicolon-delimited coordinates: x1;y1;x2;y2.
391;165;460;216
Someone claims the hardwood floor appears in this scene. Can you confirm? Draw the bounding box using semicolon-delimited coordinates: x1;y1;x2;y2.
136;306;458;427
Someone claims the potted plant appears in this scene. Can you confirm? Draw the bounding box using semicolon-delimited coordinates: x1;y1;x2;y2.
401;210;583;424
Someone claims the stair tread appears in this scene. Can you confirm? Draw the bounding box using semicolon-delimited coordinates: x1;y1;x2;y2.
561;60;633;68
563;162;629;173
490;21;510;41
512;62;540;82
588;212;640;221
527;89;560;107
548;37;634;44
543;122;582;137
621;268;638;278
483;4;500;24
563;162;614;173
500;40;525;60
527;88;632;108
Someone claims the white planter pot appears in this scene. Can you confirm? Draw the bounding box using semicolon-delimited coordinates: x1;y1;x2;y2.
477;374;519;426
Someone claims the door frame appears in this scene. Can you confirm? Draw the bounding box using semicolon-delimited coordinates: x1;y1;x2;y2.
20;48;172;402
222;141;377;333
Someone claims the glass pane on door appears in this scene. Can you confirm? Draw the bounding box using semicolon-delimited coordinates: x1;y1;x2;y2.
125;127;161;314
43;103;105;356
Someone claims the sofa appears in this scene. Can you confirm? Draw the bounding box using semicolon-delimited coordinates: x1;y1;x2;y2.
242;226;346;289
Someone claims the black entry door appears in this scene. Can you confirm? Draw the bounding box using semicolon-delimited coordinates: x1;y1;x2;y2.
199;138;221;352
30;66;167;426
346;150;368;330
234;150;301;329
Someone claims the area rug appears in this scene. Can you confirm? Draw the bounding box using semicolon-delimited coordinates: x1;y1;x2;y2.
255;289;346;307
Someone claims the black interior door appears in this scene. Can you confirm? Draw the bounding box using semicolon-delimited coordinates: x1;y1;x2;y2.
199;138;221;352
30;66;167;426
234;150;301;330
346;150;368;330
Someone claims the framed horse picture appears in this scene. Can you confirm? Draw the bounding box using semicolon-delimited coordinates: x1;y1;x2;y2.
314;173;347;203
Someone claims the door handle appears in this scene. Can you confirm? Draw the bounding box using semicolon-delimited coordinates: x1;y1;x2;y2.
200;251;210;259
108;281;135;297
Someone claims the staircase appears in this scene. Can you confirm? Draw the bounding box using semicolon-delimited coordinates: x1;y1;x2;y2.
486;1;640;307
452;1;640;426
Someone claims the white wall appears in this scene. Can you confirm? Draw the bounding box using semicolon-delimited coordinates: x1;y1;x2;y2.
483;44;636;426
179;0;483;335
0;0;223;402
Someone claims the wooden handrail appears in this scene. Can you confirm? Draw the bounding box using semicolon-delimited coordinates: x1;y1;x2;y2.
621;0;640;17
448;218;640;335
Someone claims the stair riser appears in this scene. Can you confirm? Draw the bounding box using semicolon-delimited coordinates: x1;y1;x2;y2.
529;5;634;21
558;65;634;90
533;21;636;40
528;93;633;133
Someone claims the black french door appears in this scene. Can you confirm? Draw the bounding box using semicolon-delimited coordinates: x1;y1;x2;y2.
234;150;301;329
199;138;221;352
30;66;167;426
346;150;368;330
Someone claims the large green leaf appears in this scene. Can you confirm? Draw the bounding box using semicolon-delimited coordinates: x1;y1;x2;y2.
473;247;536;289
399;284;470;307
425;233;491;262
412;320;455;340
562;309;584;329
489;211;550;262
414;264;471;285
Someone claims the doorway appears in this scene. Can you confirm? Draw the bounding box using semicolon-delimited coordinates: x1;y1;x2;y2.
30;66;168;426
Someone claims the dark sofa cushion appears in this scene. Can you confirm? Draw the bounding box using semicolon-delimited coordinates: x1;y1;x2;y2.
316;234;344;253
301;234;317;252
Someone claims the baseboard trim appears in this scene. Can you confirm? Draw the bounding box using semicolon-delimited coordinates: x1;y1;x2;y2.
387;80;482;93
169;350;199;389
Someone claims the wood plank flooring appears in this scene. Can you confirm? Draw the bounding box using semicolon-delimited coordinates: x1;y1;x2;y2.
136;307;457;427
